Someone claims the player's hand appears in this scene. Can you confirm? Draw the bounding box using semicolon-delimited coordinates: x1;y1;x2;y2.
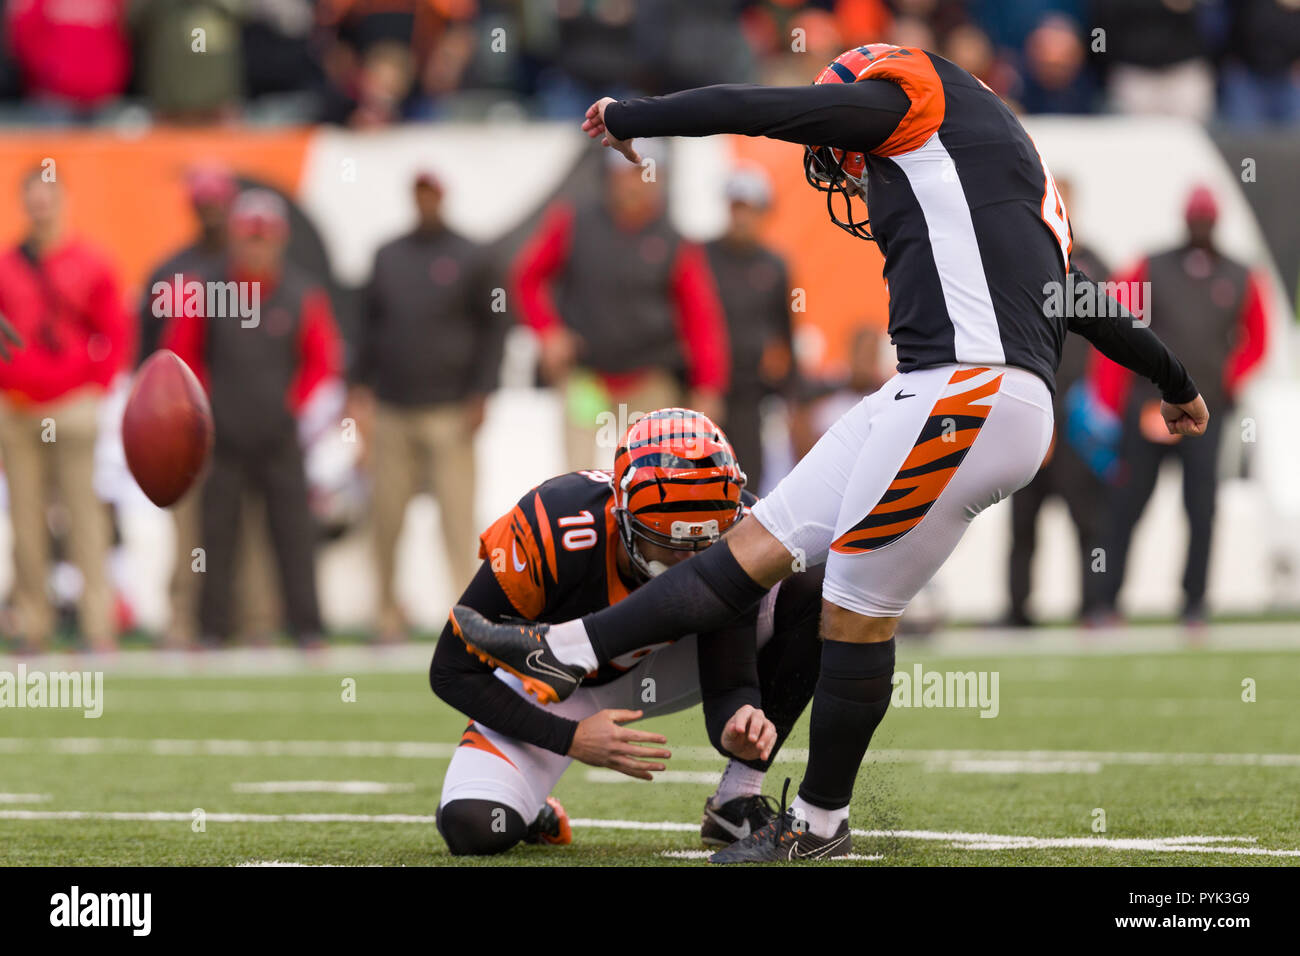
721;705;777;763
1161;393;1209;437
464;393;487;433
582;96;641;165
345;385;375;466
568;708;671;781
538;327;579;385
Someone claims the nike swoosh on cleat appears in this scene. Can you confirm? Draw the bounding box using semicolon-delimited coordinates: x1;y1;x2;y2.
704;809;751;842
526;649;579;685
789;832;850;860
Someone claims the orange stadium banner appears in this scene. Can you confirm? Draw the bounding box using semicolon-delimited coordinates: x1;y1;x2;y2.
0;127;313;302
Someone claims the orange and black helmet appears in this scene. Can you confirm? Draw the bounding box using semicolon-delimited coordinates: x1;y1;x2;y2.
804;44;899;242
611;408;746;579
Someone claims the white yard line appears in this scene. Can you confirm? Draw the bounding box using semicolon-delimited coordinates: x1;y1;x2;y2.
0;644;433;676
0;622;1295;676
238;861;382;867
231;781;416;794
0;737;456;758
943;759;1102;774
4;808;1293;857
5;736;1300;771
0;810;440;823
661;849;884;861
584;770;721;785
0;793;50;804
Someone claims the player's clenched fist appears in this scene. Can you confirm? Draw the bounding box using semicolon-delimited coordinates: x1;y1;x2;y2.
721;705;777;763
1161;393;1210;437
568;708;671;781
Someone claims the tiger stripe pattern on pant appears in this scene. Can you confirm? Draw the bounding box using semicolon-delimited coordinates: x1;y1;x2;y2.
831;367;1004;554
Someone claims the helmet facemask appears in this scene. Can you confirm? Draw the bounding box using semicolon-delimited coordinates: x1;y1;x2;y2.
610;407;746;584
612;467;741;583
803;144;874;242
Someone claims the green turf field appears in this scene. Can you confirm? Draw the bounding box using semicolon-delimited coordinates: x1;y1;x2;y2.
2;627;1298;866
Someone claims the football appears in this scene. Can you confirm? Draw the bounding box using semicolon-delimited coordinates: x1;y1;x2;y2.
122;349;213;507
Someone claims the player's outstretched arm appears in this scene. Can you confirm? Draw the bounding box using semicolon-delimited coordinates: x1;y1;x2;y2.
583;81;910;164
1065;266;1209;437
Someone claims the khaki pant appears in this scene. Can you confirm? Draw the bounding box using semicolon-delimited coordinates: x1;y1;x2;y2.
169;484;279;643
1109;60;1215;122
0;392;113;648
373;401;478;634
563;368;682;472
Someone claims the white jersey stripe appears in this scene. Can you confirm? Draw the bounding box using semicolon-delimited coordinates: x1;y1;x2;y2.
891;133;1005;365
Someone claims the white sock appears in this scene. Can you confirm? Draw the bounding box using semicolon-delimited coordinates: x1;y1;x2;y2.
713;761;765;805
791;796;849;839
546;619;599;672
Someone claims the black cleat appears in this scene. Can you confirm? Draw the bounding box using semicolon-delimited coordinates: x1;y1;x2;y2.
449;605;586;704
708;780;853;864
700;794;780;847
523;796;573;846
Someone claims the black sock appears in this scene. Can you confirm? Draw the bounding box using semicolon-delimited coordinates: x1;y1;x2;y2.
798;637;895;810
584;540;770;663
743;564;825;772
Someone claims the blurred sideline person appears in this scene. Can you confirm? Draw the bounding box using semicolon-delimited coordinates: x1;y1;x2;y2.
705;165;794;493
1092;185;1269;626
512;147;730;470
350;170;507;640
1004;178;1109;627
165;189;343;646
790;326;890;461
0;169;133;652
432;409;822;855
143;162;278;646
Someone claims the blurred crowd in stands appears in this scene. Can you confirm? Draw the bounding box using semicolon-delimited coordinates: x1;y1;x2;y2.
2;0;1299;128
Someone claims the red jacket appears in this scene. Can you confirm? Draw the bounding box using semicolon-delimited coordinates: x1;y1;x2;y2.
1090;256;1270;414
161;268;343;416
0;237;134;404
512;201;730;393
6;0;130;106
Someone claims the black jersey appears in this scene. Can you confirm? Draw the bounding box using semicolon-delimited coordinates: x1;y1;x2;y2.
429;469;775;757
603;50;1195;403
477;468;757;686
853;49;1071;388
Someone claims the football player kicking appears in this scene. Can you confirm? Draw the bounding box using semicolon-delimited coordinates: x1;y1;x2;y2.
451;44;1211;862
431;408;824;856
